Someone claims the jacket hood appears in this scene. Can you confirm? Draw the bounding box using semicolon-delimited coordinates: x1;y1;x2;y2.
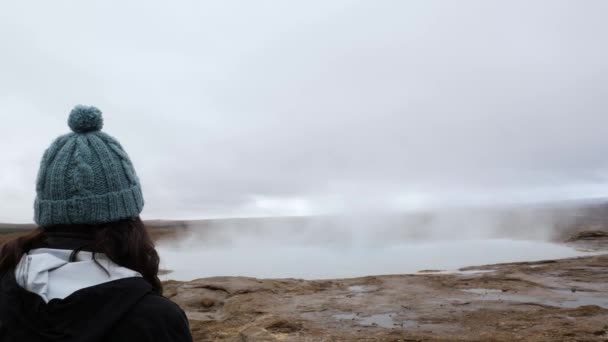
15;248;141;303
0;250;152;342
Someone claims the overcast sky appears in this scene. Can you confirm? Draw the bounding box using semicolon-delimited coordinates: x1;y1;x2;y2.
1;1;607;222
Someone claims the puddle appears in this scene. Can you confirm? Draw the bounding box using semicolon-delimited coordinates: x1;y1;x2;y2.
456;269;496;275
348;285;369;293
460;288;552;306
159;238;590;280
460;288;608;308
333;312;402;329
359;313;398;328
550;289;608;308
462;288;504;295
427;269;496;276
333;313;358;320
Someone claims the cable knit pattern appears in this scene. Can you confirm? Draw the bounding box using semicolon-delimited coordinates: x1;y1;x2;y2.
34;105;144;226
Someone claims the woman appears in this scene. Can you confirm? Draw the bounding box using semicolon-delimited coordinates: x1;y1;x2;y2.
0;106;193;342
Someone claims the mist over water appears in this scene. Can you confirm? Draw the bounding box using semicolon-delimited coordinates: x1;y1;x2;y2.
159;238;584;281
156;207;593;280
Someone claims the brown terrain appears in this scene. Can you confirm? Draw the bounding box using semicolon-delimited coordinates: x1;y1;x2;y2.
2;201;608;341
162;234;608;342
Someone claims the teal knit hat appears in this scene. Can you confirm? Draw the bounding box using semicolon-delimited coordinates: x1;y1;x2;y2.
34;105;144;226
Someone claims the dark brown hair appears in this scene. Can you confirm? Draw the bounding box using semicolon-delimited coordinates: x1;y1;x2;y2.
0;217;162;294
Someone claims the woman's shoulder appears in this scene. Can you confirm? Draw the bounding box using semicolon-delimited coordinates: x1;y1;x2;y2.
132;293;186;315
107;294;192;342
124;293;189;324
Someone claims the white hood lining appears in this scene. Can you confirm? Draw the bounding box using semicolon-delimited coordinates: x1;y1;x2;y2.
15;248;142;303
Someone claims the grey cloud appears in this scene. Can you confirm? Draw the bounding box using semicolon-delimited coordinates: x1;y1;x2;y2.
1;0;607;222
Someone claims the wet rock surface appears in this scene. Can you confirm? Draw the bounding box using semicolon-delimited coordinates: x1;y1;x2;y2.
164;249;608;341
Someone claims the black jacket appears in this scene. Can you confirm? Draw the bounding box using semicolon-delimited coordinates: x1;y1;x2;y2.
0;271;192;342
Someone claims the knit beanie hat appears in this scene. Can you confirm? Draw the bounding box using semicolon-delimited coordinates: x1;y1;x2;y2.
34;105;144;226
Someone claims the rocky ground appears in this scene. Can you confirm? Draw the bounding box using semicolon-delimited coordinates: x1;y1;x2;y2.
164;234;608;341
2;217;608;341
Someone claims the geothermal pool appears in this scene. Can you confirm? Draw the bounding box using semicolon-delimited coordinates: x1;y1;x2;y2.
157;238;588;281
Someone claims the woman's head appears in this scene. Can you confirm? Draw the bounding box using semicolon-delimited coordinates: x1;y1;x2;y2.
0;106;161;292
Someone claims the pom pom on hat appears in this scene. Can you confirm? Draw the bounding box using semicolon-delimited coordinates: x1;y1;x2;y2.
68;105;104;133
